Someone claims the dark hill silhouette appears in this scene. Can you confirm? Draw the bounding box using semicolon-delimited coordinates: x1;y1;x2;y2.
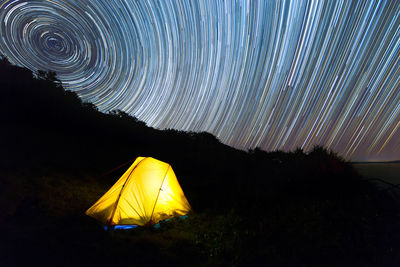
0;56;361;211
1;57;399;266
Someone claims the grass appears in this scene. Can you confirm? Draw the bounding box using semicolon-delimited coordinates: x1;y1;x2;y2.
1;164;400;267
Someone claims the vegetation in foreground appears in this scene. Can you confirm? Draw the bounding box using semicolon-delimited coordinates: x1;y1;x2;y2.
1;58;400;266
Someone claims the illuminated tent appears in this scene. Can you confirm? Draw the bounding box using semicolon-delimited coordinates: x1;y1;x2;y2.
86;157;192;227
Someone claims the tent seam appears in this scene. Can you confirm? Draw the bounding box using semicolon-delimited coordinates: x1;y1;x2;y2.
149;164;170;224
107;157;147;226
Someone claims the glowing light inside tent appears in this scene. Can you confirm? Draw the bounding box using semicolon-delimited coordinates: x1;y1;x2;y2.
86;157;192;227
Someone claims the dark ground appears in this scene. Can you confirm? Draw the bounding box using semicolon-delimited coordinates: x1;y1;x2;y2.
1;58;400;266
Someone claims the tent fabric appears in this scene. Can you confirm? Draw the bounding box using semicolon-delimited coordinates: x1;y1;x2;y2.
86;157;192;226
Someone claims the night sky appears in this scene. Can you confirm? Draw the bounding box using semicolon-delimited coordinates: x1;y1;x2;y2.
1;0;400;161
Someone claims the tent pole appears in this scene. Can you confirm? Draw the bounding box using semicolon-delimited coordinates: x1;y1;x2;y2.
107;157;147;226
149;165;170;225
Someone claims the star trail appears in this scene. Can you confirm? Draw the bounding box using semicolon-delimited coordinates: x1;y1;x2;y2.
1;0;400;161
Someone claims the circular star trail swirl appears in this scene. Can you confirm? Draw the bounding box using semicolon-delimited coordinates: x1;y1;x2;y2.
1;0;400;161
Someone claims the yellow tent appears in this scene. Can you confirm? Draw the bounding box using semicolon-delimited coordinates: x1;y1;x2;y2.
86;157;192;226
